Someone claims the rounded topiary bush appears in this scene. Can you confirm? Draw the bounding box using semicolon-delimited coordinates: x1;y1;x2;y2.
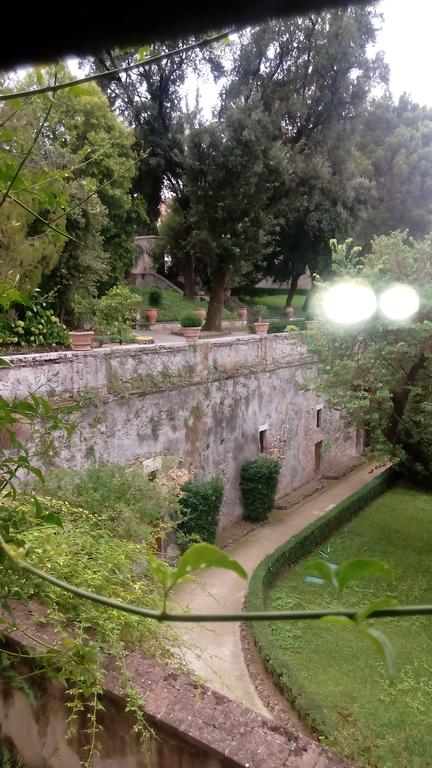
240;457;281;521
177;476;224;548
180;311;202;328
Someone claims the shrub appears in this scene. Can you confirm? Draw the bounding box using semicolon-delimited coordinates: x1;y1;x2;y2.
180;311;202;327
240;457;281;521
304;309;316;321
148;286;163;308
94;285;138;341
267;320;287;333
40;462;179;541
254;304;267;320
177;476;224;546
0;291;68;347
284;325;300;332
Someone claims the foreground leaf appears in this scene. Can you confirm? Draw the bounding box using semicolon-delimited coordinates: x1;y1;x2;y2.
338;558;394;592
175;543;247;584
358;626;397;678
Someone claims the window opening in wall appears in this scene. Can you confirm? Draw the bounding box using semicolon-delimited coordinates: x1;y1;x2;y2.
316;408;322;429
259;429;267;453
315;441;322;474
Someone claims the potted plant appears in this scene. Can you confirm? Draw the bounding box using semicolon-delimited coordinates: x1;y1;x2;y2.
237;306;248;321
69;294;96;351
180;311;202;342
146;286;162;324
195;307;206;322
253;304;269;336
285;305;295;319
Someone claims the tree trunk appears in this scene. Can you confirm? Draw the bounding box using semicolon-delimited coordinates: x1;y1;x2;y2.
302;276;315;311
285;275;299;308
183;253;195;299
202;273;226;331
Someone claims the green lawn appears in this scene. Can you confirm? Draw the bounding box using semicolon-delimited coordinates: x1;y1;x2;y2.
266;486;432;768
238;292;306;317
133;287;232;322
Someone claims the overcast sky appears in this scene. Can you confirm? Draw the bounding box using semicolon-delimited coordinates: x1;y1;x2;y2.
376;0;432;106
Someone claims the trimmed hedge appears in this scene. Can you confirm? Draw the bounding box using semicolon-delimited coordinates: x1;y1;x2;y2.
245;465;399;732
268;318;306;333
240;457;281;521
232;286;309;297
177;476;224;547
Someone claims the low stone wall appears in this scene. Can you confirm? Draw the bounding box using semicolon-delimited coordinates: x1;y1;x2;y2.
0;335;361;528
0;605;355;768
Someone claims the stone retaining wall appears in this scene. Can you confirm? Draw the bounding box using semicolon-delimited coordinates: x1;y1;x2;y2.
0;335;361;528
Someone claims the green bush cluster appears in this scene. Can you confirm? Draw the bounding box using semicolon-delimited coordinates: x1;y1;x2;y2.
180;311;202;327
267;319;306;333
148;286;163;308
0;293;68;348
93;285;138;342
40;461;179;541
240;457;281;521
177;476;224;549
245;466;399;726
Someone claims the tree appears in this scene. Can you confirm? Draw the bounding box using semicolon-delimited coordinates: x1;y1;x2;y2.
0;79;70;287
356;95;432;247
309;232;432;480
41;80;137;300
1;68;138;318
168;105;285;330
91;38;200;229
217;9;387;305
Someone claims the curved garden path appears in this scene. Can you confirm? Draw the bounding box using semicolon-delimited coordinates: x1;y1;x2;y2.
171;464;383;719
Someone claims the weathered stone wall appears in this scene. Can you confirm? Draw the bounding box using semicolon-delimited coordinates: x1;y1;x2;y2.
0;608;356;768
0;335;360;528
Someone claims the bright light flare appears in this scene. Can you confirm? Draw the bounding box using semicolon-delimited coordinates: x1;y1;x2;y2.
379;284;419;321
322;282;377;325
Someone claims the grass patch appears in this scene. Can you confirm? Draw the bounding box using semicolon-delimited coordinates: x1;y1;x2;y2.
132;287;232;322
265;485;432;768
237;291;306;318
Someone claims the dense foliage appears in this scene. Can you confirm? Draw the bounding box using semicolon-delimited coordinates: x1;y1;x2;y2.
240;456;281;521
0;290;68;347
177;476;224;548
309;232;432;479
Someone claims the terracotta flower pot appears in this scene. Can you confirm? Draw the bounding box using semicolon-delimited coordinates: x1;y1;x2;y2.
253;322;270;336
285;306;294;318
68;330;94;351
237;307;248;320
146;308;158;324
182;327;201;342
195;308;206;321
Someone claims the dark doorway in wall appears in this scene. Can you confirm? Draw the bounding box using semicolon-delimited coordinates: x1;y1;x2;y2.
315;441;322;474
259;428;267;454
355;427;363;453
316;408;322;429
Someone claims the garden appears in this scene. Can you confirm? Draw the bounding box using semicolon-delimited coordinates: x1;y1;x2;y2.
0;282;310;354
258;484;432;768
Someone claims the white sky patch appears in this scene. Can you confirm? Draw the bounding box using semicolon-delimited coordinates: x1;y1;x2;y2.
375;0;432;106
